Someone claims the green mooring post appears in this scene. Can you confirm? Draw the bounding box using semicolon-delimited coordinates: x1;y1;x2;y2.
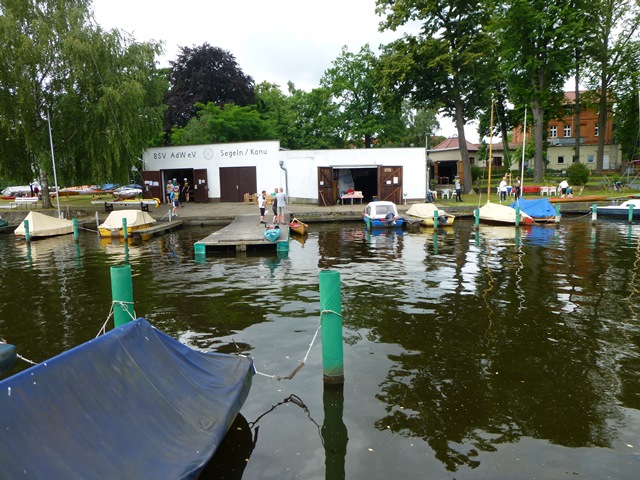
319;270;344;384
110;264;134;328
628;203;635;223
555;205;561;224
73;218;79;241
194;243;206;263
474;208;480;228
23;219;30;243
433;209;439;228
122;217;128;240
515;205;520;227
591;204;598;224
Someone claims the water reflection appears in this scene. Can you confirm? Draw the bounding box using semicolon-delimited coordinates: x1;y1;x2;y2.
0;220;639;478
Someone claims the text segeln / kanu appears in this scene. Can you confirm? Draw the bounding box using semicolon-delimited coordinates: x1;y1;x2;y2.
220;148;268;158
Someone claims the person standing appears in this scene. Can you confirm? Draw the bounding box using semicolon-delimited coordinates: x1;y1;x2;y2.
499;176;508;203
166;180;173;204
171;185;180;216
514;176;521;199
276;187;287;224
559;178;569;198
271;187;279;224
454;177;462;202
258;190;267;224
181;178;190;203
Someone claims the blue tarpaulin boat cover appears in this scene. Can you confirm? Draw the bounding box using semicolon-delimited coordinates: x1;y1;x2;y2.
510;197;558;219
0;318;253;479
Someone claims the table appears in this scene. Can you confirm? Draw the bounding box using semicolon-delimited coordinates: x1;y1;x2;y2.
340;192;364;205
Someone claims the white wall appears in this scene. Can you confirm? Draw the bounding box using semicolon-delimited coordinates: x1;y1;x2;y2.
280;148;427;202
143;141;428;202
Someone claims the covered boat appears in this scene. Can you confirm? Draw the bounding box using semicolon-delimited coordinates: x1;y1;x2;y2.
405;203;455;227
363;201;404;229
479;202;534;226
14;211;73;238
98;210;156;237
596;199;640;219
0;318;253;479
510;197;558;222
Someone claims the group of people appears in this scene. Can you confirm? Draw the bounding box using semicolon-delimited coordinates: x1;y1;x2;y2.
498;176;522;202
558;179;573;198
258;187;287;225
165;178;190;216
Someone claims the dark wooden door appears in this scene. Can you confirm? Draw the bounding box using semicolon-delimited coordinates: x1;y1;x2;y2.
317;167;335;206
141;170;162;200
378;166;403;204
219;167;257;202
193;168;209;203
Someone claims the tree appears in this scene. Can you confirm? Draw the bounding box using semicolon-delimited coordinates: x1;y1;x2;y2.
170;102;277;145
163;44;255;136
321;44;404;148
583;0;640;173
376;0;496;193
494;0;578;182
0;0;165;205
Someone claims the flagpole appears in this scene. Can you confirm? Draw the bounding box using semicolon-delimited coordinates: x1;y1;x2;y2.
47;109;62;218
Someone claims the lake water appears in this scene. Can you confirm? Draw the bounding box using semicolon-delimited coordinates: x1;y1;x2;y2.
1;218;639;479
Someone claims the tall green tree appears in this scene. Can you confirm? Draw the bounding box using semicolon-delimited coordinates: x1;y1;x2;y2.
321;44;404;148
376;0;496;193
494;0;577;182
163;44;255;137
170;102;277;145
0;0;165;203
583;0;640;173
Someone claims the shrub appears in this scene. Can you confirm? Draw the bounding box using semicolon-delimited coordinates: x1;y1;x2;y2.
567;163;590;186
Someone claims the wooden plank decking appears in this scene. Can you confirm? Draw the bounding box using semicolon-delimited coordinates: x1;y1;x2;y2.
195;214;288;251
131;219;184;241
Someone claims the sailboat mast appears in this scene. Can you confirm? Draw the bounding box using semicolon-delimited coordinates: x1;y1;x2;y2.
47;110;62;218
520;106;527;191
486;99;495;199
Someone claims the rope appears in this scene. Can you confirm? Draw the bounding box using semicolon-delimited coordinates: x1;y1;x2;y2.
253;309;342;381
96;300;136;337
17;354;37;365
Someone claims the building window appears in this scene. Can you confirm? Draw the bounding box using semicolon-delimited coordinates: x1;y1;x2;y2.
563;124;571;137
587;154;594;163
558;156;565;164
594;124;599;136
550;126;558;138
469;156;475;165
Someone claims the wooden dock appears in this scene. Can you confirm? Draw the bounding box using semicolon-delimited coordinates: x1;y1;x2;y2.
195;214;288;252
131;219;184;241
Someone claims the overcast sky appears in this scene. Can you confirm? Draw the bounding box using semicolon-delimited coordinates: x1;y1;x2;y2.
91;0;475;141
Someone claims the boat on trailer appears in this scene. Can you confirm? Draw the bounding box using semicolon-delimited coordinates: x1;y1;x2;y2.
362;201;404;229
0;318;253;479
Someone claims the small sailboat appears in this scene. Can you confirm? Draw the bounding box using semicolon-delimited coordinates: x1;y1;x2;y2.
14;211;73;238
98;210;156;238
479;99;531;226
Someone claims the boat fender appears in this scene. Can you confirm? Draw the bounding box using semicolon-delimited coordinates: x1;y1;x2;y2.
153;198;161;208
